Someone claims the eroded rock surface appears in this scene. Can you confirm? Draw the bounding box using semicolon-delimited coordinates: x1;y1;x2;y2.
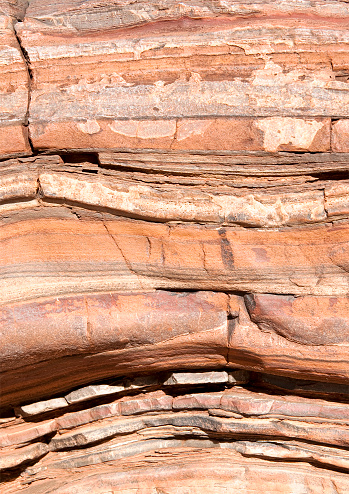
1;1;349;493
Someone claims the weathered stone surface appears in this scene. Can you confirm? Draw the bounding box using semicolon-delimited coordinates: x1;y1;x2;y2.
0;291;228;372
244;293;349;345
332;119;349;152
0;419;56;447
38;169;328;227
228;295;349;383
0;291;229;407
0;442;49;471
18;398;68;416
2;293;349;410
9;0;349;153
1;1;349;492
3;383;349;490
3;214;349;306
98;150;349;176
0;14;30;158
11;449;349;494
164;371;229;386
3;386;349;476
65;384;125;405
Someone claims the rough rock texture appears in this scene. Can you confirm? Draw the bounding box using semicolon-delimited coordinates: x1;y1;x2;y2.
1;1;349;493
0;12;30;157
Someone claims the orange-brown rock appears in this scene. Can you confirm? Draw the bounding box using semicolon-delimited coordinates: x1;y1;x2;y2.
11;0;349;153
332;119;349;152
1;289;349;411
0;14;30;158
0;291;229;407
3;212;349;305
245;293;349;345
1;1;349;493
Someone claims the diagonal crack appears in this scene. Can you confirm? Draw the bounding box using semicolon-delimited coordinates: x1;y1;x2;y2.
102;218;144;289
13;14;34;153
102;218;133;273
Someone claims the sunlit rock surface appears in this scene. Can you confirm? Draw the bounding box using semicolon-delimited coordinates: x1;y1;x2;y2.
1;1;349;493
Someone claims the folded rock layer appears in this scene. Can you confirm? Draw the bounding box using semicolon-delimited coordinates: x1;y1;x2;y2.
1;1;349;493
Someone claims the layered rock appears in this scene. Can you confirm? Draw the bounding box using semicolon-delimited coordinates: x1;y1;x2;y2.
0;9;30;157
1;1;349;493
9;0;349;153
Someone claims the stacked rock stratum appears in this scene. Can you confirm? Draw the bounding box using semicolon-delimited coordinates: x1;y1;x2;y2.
1;1;349;493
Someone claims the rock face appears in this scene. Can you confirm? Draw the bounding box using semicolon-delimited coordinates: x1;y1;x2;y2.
1;1;349;493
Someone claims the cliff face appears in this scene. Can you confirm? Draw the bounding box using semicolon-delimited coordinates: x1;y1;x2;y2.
1;1;349;492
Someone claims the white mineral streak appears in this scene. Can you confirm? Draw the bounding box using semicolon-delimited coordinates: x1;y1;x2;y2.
177;120;213;141
77;119;101;134
23;24;349;64
39;172;326;226
109;119;176;139
255;117;324;152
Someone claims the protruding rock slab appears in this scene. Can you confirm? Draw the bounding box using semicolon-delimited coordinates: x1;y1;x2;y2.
18;398;68;416
38;168;328;227
0;291;229;407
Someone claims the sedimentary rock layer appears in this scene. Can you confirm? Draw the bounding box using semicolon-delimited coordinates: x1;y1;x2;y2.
17;0;349;132
2;210;349;305
6;153;349;229
1;290;349;409
0;13;30;157
5;447;349;494
1;2;349;493
2;384;349;493
1;0;349;156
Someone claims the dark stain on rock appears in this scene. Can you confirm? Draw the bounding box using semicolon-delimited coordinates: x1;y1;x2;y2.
244;293;256;314
252;247;270;263
218;228;234;271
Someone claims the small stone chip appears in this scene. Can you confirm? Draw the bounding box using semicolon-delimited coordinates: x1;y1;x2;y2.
65;384;125;404
18;397;68;416
164;371;229;386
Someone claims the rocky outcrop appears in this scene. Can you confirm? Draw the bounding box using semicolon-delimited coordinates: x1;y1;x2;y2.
1;1;349;493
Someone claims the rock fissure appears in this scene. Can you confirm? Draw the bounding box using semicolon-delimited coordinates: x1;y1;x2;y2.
13;17;34;153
